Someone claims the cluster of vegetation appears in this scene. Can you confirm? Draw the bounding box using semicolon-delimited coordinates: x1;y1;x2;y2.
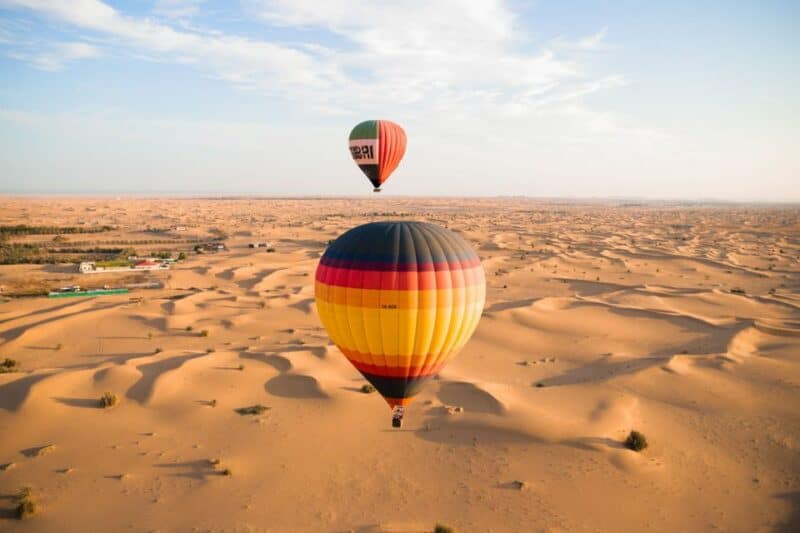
624;430;648;451
358;212;411;217
15;487;37;519
60;238;208;246
3;287;50;298
0;358;19;373
47;247;126;254
100;392;119;408
235;404;270;415
95;259;134;268
0;243;134;265
360;384;376;394
0;224;113;237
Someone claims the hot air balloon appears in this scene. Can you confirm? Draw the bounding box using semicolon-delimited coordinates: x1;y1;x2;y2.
348;120;406;192
315;221;486;427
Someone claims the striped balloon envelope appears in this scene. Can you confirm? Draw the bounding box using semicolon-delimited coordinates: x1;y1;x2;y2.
315;221;486;415
348;120;407;192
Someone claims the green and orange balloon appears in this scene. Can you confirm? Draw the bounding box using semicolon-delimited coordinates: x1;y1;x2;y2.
348;120;406;192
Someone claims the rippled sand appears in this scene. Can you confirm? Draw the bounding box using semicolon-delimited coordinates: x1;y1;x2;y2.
1;197;798;531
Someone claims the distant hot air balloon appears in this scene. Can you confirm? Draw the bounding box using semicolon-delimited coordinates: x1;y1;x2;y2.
348;120;406;192
315;221;486;427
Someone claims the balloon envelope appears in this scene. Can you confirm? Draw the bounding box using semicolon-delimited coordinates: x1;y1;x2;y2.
348;120;406;191
315;221;486;407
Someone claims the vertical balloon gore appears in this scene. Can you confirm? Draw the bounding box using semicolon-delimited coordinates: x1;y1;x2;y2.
315;221;486;410
348;120;406;191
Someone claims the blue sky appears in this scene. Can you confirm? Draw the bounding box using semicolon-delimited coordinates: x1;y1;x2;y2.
0;0;797;199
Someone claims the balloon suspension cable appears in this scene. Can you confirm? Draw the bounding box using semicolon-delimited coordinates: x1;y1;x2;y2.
391;405;405;428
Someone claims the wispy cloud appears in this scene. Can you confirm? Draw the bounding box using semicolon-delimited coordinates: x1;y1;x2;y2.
7;40;99;70
0;0;625;122
572;27;609;51
1;0;341;92
152;0;205;20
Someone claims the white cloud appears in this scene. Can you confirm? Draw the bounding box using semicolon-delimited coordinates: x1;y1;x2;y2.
0;0;626;122
7;40;99;70
152;0;205;19
1;0;342;92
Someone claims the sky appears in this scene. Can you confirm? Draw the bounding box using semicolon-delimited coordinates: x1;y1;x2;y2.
0;0;797;200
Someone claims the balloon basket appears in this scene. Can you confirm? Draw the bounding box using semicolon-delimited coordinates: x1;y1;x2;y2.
391;406;405;428
373;187;382;193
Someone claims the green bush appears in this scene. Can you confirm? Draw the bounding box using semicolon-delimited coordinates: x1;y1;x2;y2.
100;392;119;408
360;384;376;394
15;488;37;519
0;358;19;373
624;430;648;451
235;405;269;415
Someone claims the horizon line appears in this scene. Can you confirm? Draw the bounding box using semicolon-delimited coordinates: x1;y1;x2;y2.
1;192;799;206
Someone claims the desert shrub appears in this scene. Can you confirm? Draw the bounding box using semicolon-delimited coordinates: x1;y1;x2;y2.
186;325;193;331
154;347;163;354
360;384;376;394
0;358;19;373
624;430;648;451
16;488;37;519
206;348;215;353
200;329;209;337
266;247;275;253
434;524;454;533
235;405;269;415
100;392;119;408
55;343;63;350
220;468;232;476
238;364;245;371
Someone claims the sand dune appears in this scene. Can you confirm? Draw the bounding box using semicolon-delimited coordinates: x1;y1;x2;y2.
1;197;798;531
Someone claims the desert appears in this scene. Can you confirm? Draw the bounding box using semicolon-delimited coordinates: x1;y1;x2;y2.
0;196;798;532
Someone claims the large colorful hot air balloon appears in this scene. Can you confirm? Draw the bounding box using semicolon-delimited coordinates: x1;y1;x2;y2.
348;120;406;192
315;221;486;427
